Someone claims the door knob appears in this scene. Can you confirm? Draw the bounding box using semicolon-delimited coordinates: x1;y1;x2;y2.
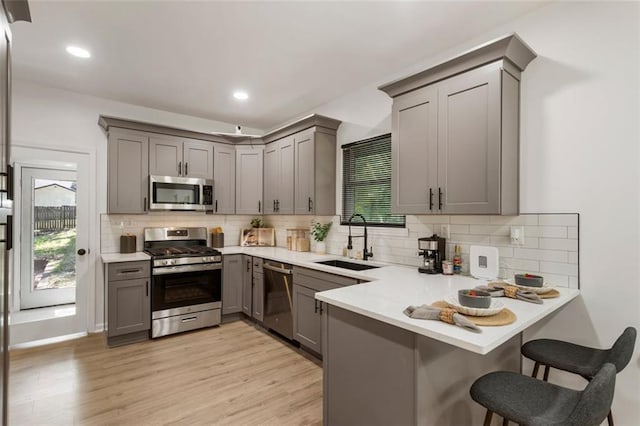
77;248;87;255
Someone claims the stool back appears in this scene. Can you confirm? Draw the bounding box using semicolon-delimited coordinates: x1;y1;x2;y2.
605;327;637;373
565;363;616;426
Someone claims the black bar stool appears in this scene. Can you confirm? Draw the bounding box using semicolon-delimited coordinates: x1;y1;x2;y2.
470;363;616;426
521;327;636;426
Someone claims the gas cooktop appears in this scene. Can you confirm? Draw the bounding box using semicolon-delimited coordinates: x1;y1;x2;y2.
145;246;221;258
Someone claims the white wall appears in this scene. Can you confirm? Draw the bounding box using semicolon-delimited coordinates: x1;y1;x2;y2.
310;2;640;423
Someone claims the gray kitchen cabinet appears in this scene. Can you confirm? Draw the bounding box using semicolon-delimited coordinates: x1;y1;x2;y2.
222;255;243;315
149;135;213;179
380;34;536;216
293;128;336;215
105;260;151;346
252;257;264;322
292;266;357;356
212;143;235;214
263;135;294;214
107;130;149;214
235;146;263;215
241;255;252;316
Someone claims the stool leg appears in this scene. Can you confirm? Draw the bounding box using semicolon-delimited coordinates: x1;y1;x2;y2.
483;410;493;426
607;409;614;426
531;362;540;378
542;365;550;382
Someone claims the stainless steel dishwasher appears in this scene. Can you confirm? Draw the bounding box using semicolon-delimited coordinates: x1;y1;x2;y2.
263;260;294;340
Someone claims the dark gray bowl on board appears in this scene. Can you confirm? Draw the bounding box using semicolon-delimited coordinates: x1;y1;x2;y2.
515;274;544;287
458;289;492;309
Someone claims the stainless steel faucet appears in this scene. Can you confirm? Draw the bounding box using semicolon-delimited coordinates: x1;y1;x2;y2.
347;213;373;261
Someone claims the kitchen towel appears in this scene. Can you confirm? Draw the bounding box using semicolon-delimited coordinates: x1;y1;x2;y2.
403;305;481;333
475;283;543;304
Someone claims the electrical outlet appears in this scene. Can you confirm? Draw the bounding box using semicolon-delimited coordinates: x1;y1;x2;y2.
510;226;525;245
440;224;450;239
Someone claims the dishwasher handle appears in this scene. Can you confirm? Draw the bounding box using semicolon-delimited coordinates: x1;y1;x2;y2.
263;263;293;275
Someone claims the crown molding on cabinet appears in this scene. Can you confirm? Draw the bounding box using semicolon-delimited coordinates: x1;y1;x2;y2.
261;114;342;143
378;33;537;98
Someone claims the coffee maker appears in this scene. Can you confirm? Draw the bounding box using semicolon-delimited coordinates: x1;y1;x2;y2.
418;234;446;274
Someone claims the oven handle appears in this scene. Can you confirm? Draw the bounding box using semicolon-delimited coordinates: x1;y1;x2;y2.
152;263;222;275
262;263;292;275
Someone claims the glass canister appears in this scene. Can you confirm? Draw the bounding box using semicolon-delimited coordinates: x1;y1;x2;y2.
287;228;310;252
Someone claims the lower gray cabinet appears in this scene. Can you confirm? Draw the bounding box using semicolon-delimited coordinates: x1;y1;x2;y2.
105;260;151;346
222;255;243;315
242;255;253;316
292;266;358;357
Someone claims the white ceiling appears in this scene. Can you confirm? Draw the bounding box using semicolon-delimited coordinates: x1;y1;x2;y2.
11;1;548;131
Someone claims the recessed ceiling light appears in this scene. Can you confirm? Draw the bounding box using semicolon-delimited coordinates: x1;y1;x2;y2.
66;46;91;58
233;91;249;100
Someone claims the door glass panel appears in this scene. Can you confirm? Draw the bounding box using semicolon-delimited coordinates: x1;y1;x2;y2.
32;178;77;292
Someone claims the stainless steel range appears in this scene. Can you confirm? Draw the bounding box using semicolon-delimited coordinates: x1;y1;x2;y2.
144;227;222;338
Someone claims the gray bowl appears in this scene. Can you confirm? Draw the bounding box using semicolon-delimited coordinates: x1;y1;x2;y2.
515;274;544;287
458;289;492;309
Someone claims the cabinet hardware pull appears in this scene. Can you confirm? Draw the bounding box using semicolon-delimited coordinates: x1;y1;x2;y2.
314;299;318;314
276;199;280;212
273;199;276;212
429;188;434;210
247;259;250;272
143;197;147;212
319;301;323;315
6;215;12;250
258;201;261;213
181;316;198;323
178;162;182;175
215;200;218;212
146;281;149;296
185;162;188;176
120;268;141;274
308;197;313;212
7;164;13;201
438;187;443;210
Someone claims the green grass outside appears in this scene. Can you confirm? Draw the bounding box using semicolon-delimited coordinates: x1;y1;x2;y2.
33;228;76;288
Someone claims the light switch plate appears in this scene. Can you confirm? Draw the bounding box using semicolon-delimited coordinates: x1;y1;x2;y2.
510;226;525;245
440;224;450;239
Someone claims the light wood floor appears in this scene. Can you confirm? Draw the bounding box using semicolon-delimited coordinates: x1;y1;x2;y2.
9;320;323;425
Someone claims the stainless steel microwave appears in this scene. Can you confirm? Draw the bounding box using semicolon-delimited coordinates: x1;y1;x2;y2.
149;175;213;211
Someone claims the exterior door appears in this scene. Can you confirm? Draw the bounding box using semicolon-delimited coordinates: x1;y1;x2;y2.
19;167;86;309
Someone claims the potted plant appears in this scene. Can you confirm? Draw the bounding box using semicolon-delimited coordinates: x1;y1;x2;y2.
311;221;332;254
250;217;263;228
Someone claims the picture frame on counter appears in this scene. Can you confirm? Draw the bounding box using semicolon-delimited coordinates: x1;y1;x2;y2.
240;228;275;247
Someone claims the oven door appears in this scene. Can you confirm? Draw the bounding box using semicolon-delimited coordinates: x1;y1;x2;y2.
151;266;221;317
149;175;211;211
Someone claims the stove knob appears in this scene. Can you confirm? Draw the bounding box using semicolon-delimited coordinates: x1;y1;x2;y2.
204;256;212;262
169;259;176;265
160;260;168;266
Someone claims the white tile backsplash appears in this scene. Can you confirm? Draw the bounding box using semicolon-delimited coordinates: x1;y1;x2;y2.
101;212;579;289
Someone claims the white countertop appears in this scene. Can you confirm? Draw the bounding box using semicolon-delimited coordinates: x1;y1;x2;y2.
101;252;151;263
222;246;580;355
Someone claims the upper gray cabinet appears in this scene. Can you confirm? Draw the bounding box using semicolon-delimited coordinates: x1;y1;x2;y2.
212;143;235;214
380;34;536;216
263;135;294;214
107;129;149;214
235;146;264;215
149;135;213;179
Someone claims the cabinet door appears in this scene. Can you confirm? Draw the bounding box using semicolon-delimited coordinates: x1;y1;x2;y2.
149;136;182;176
213;143;235;214
222;255;243;315
391;85;438;214
263;143;278;214
437;62;501;214
293;284;321;354
235;148;263;214
294;130;315;214
107;278;150;337
252;272;264;322
183;139;213;179
277;136;295;214
108;132;149;214
241;255;252;316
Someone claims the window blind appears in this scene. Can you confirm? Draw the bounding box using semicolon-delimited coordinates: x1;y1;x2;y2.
341;134;406;227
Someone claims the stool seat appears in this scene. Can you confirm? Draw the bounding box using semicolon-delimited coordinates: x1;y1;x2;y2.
470;363;616;426
521;339;608;378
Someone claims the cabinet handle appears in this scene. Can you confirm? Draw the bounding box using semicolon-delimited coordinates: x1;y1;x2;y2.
146;281;149;296
429;188;434;211
319;301;323;315
143;197;147;212
185;162;188;176
308;197;313;212
276;199;280;212
314;299;318;314
119;268;142;274
258;200;261;213
181;316;198;323
215;200;218;213
6;215;12;250
247;259;250;272
178;161;182;176
273;199;276;212
438;187;443;210
7;164;13;201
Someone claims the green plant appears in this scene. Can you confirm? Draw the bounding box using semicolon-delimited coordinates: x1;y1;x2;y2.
250;218;263;228
311;221;332;242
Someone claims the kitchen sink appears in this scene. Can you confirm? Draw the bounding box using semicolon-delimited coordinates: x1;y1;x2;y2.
314;259;380;271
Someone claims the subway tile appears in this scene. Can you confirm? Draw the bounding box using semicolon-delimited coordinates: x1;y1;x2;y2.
539;238;578;251
415;215;451;224
540;261;579;276
533;226;568;238
497;247;514;258
513;248;568;263
449;234;491;244
569;276;580;289
469;225;510;236
489;215;539;225
490;236;510;246
567;227;578;239
449;224;470;234
500;258;539;271
450;215;491;224
568;252;579;264
538;214;578;227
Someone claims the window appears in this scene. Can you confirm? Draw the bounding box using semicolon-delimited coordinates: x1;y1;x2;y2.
341;134;405;227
